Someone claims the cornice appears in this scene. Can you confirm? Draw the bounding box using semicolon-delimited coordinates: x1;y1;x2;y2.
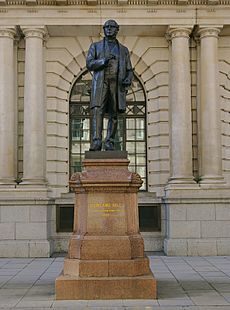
1;0;230;5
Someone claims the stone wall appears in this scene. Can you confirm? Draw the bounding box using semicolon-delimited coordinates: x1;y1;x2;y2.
0;195;54;257
164;188;230;256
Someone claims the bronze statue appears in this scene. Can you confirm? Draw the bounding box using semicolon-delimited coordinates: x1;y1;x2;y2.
86;19;133;151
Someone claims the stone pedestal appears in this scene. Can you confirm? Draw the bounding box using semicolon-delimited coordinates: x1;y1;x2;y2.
56;152;156;300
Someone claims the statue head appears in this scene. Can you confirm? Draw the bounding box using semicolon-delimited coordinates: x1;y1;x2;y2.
103;20;119;40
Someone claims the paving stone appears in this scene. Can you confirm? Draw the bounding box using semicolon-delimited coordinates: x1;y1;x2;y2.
52;300;88;307
21;295;54;301
187;290;230;306
180;280;213;290
0;275;13;282
54;257;65;262
205;276;230;283
122;299;158;306
0;269;21;276
3;263;28;269
7;258;34;263
0;296;23;307
211;283;230;292
87;307;126;310
157;279;180;287
53;308;87;310
13;308;53;310
16;300;54;308
158;297;194;306
8;277;39;284
88;300;124;306
192;266;219;272
220;292;230;302
0;256;230;309
125;308;194;310
0;288;29;296
153;274;176;280
23;288;55;301
197;271;227;277
199;307;230;310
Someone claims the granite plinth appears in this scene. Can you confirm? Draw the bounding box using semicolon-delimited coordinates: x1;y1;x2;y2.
85;150;128;159
56;274;156;300
62;257;151;277
55;157;157;300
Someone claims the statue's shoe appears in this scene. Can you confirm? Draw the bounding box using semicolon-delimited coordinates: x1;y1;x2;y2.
89;141;102;151
104;142;115;151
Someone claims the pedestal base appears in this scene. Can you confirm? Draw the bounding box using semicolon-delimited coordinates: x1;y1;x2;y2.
56;155;157;299
56;274;156;300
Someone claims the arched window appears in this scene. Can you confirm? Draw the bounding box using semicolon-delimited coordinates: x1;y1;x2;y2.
69;70;147;190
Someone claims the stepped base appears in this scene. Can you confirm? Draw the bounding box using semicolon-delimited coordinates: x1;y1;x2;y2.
55;274;157;300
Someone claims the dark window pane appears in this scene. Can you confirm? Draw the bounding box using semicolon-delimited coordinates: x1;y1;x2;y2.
139;205;161;232
56;205;74;232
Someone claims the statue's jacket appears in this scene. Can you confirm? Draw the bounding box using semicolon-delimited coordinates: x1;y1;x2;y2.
86;38;133;112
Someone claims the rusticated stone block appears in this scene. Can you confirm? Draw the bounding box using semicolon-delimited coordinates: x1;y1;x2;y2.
1;206;30;223
16;223;47;240
169;221;201;239
217;240;230;255
187;239;217;256
164;238;188;256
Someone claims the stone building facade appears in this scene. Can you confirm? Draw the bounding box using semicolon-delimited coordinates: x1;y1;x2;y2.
0;1;230;257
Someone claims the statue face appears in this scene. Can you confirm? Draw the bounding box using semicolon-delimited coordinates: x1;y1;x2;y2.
103;20;119;39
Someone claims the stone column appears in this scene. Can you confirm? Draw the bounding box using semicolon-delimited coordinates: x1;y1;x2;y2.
167;27;195;184
0;27;16;186
21;27;47;186
198;27;224;184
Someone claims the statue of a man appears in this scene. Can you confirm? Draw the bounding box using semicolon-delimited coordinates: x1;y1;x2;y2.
86;19;133;151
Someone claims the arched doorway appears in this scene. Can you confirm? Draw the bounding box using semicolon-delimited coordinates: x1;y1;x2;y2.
69;70;147;190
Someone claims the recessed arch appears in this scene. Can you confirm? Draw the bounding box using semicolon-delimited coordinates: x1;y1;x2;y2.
69;69;148;190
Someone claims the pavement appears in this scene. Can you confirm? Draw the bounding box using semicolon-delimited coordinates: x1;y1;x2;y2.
0;255;230;309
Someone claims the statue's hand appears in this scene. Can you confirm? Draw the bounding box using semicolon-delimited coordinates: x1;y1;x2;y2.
104;54;116;66
122;78;131;87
